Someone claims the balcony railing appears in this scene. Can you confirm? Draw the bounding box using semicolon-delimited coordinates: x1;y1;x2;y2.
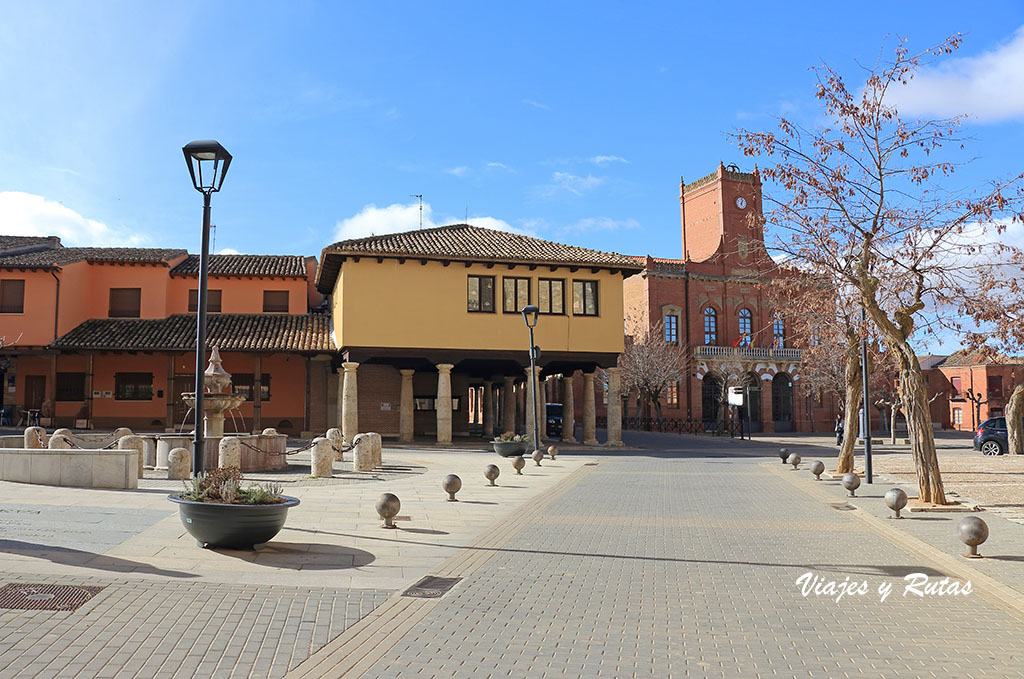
694;345;803;361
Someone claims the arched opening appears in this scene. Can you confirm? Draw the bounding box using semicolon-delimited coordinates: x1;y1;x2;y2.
701;373;721;430
741;371;763;433
772;372;794;432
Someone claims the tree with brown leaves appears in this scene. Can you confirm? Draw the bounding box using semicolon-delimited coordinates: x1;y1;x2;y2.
735;35;1024;504
619;319;686;428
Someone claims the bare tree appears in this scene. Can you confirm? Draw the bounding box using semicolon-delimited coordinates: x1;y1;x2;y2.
619;319;685;428
735;36;1024;504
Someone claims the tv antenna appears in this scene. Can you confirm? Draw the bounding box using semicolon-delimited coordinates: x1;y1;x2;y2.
410;194;423;229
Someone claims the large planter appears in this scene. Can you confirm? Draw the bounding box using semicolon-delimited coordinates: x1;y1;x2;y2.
493;441;525;457
168;494;300;549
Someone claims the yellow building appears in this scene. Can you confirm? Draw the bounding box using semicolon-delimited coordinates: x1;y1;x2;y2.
315;224;642;445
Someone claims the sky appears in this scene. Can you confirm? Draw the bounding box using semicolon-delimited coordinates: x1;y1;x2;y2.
1;0;1022;272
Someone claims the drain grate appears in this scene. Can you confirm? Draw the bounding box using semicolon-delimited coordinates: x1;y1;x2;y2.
0;583;105;611
402;576;461;599
829;503;857;511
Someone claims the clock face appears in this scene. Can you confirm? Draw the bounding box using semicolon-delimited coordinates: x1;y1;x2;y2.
735;197;747;209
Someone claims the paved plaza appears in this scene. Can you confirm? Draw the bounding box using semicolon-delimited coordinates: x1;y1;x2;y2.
3;434;1024;678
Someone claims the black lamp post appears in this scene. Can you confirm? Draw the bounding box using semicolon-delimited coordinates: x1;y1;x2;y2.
520;304;541;453
182;140;232;478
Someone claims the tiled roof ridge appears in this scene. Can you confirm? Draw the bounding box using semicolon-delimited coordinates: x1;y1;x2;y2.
170;253;308;278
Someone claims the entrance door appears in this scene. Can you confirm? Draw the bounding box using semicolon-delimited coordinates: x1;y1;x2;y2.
24;375;46;411
701;374;721;430
772;373;794;432
742;372;763;433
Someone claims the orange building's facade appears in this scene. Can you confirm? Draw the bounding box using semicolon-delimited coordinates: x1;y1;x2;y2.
920;351;1024;432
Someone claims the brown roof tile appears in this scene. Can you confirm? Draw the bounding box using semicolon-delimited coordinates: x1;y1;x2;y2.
317;223;643;292
0;246;186;269
170;254;308;278
52;314;333;353
937;349;1023;367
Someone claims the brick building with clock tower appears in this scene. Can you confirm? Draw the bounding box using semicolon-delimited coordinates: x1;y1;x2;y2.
620;162;839;433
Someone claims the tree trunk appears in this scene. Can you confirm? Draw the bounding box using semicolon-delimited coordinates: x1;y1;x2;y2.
1007;384;1024;455
899;364;946;504
836;345;862;474
890;400;899;446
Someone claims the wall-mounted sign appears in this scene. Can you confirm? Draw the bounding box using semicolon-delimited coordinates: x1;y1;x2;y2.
380;402;391;411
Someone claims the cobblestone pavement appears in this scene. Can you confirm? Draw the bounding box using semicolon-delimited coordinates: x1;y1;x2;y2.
350;447;1024;678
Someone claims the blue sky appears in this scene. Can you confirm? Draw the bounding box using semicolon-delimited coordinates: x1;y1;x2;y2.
1;1;1022;263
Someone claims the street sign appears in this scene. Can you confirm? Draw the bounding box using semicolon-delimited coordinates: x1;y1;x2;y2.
728;386;744;406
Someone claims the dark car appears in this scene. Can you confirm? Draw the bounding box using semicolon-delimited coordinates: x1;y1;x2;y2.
546;403;563;438
974;416;1017;455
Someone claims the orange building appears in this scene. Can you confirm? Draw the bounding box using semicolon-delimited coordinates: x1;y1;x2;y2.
921;351;1024;432
1;236;332;434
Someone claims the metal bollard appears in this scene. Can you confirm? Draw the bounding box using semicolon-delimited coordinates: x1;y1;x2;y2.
958;516;988;558
809;460;825;480
787;453;801;470
842;472;861;497
512;456;526;475
884;488;908;519
531;449;544;466
443;474;462;501
779;447;790;463
484;464;500;486
376;493;401;529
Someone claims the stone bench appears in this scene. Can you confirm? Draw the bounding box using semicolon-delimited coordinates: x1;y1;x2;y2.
0;448;139;489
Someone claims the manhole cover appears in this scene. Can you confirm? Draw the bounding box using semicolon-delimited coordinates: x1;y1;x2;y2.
0;584;105;611
829;503;857;511
402;576;461;599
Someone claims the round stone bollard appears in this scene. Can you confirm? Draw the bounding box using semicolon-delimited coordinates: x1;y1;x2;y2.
547;445;558;460
24;426;46;449
376;493;401;529
118;435;146;479
779;447;789;464
326;428;345;462
532;449;544;466
810;460;825;480
167;447;191;480
352;434;375;472
787;453;801;470
219;437;242;469
842;472;861;497
261;428;278;436
48;434;73;449
367;432;383;468
311;437;334;478
484;464;500;486
112;427;133;443
52;427;74;440
958;516;989;558
512;455;526;475
443;474;462;501
884;488;908;519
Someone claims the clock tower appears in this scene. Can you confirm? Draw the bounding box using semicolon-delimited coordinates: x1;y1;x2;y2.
680;162;765;271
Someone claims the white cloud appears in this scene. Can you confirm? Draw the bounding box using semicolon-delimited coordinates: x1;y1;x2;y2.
561;217;640;233
444;166;470;177
334;201;516;241
486;161;516;172
216;247;240;255
0;191;143;247
522;98;550;110
590;155;629;166
539;172;605;198
891;27;1024;123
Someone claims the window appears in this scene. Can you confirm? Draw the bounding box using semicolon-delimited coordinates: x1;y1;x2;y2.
572;280;599;316
503;277;531;313
109;288;141;318
188;289;222;313
988;375;1004;399
953;407;963;425
703;307;717;345
772;314;785;348
467;275;495;312
262;290;289;313
55;372;86;401
538;279;564;315
950;376;963;399
0;279;25;314
232;373;271;401
115;372;153;400
414;396;460;411
737;308;752;346
666;381;679;407
664;314;679;344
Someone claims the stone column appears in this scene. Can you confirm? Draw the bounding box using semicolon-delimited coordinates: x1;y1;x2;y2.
436;364;453;445
606;367;623;447
561;373;576;443
341;362;359;443
583;371;598;445
481;379;495;439
399;369;415;443
502;376;516;435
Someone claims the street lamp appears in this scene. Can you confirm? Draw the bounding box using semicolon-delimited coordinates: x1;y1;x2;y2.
182;140;232;478
520;305;541;455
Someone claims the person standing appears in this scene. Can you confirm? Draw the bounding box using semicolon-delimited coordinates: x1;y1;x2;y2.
835;414;844;446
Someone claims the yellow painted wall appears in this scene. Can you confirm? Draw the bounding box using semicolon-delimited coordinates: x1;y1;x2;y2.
333;259;625;353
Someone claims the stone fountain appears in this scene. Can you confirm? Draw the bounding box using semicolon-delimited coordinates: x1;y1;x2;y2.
182;347;246;438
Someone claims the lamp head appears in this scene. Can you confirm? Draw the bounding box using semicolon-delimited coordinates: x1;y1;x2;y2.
521;305;540;328
182;140;232;193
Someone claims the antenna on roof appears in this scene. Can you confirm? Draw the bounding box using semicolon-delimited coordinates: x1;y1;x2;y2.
410;194;423;229
465;205;468;224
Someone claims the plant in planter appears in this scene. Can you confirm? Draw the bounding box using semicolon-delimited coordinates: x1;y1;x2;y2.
168;466;299;549
492;431;531;457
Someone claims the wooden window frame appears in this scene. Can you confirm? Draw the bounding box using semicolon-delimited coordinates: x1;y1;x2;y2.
188;288;222;313
262;290;290;313
538;278;565;315
0;279;25;314
109;288;141;318
467;275;496;313
114;372;153;401
502;277;531;314
571;280;599;317
55;372;86;402
232;373;271;402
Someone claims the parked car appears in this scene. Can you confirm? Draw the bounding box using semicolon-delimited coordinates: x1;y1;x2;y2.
546;403;563;438
974;416;1020;455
